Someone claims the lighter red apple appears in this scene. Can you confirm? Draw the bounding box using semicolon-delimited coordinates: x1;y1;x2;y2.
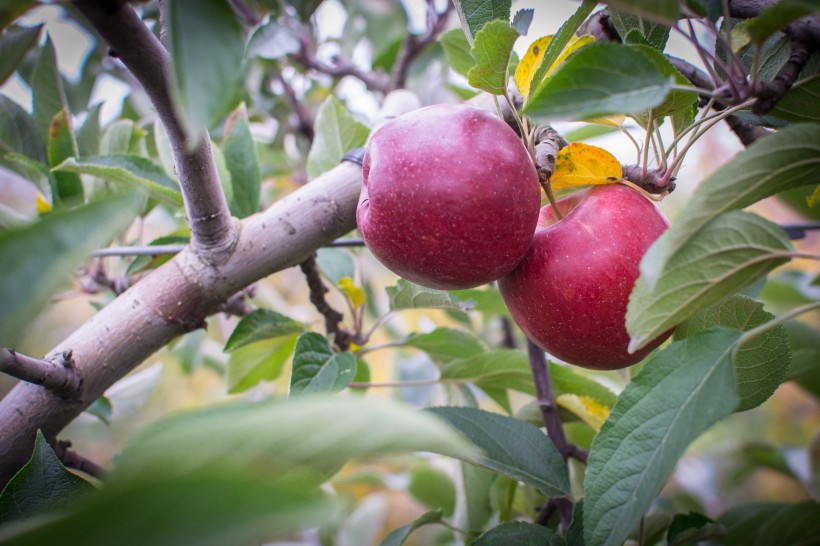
357;103;540;290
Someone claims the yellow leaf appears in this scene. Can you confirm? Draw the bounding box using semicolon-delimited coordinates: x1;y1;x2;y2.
584;114;625;127
338;277;366;307
557;394;610;431
807;185;820;207
551;142;623;190
515;34;595;101
35;192;52;213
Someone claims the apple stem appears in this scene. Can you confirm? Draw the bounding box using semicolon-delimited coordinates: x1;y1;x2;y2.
526;339;588;464
542;180;565;219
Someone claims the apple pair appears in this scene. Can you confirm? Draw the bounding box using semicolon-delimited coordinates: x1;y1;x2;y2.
356;104;669;369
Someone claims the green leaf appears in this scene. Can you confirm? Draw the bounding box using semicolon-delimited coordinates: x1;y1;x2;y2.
467;20;520;95
223;102;260;218
440;351;617;407
627;211;793;352
529;0;597;98
223;309;304;352
0;193;140;346
53;155;183;207
771;54;820;124
667;512;724;546
675;295;791;412
166;0;244;137
315;247;354;284
0;431;94;525
0;472;332;546
583;328;740;546
387;279;475;312
289;332;357;395
0;153;54;205
604;0;681;24
100;120;145;156
379;510;444;546
715;501;820;545
784;320;820;398
427;406;570;497
0;24;41;85
47;108;83;204
512;9;534;35
441;28;475;78
404;328;485;365
525;42;672;122
473;521;561;545
0;1;35;32
631;44;698;127
31;36;66;143
112;395;477;483
227;334;297;394
452;0;511;44
84;396;113;425
0;95;46;163
745;1;820;44
408;467;456;516
125;235;188;275
638;123;820;292
609;10;670;50
76;102;102;158
450;285;507;315
306;96;369;180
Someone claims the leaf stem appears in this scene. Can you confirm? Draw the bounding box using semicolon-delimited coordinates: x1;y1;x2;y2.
738;300;820;347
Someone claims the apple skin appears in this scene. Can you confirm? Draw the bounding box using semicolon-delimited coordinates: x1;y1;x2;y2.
357;103;541;290
498;184;670;370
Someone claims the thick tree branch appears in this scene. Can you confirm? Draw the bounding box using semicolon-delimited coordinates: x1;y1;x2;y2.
0;90;420;487
752;39;813;115
533;125;568;183
73;0;238;262
0;349;81;400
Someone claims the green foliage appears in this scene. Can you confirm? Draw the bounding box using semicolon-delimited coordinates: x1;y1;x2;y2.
224;309;304;352
675;295;791;411
165;0;244;137
403;328;485;365
227;334;298;394
378;510;443;546
715;501;820;545
473;521;561;545
440;28;475;78
584;328;740;546
0;24;40;86
289;332;356;395
387;279;475;312
427;406;570;497
31;36;66;144
467;20;520;95
53;155;183;207
222;103;261;218
744;0;820;44
0;193;141;346
306;96;369;180
452;0;511;43
0;431;94;525
628;211;793;351
609;10;670;49
47;109;83;204
604;0;681;24
525;42;672;121
0;96;46;163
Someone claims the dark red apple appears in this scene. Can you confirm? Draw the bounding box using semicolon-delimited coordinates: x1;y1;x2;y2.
498;184;670;370
357;103;540;290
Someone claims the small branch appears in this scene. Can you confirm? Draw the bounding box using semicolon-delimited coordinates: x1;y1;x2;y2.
536;496;574;530
390;0;451;90
291;31;390;94
622;165;676;194
73;0;238;262
526;339;588;464
499;316;518;349
533;125;568;184
0;349;82;400
216;286;256;317
91;238;366;258
273;68;314;142
53;440;107;479
228;0;260;26
299;254;352;350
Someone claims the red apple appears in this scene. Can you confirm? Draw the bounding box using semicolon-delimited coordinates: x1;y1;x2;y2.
357;103;541;290
498;184;670;370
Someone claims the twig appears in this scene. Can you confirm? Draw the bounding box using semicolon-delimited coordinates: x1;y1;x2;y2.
0;349;82;400
622;165;675;194
291;31;390;94
390;0;451;90
272;68;314;142
216;287;256;317
535;496;574;531
299;254;352;350
73;0;238;262
499;316;518;349
53;440;107;479
526;339;588;463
